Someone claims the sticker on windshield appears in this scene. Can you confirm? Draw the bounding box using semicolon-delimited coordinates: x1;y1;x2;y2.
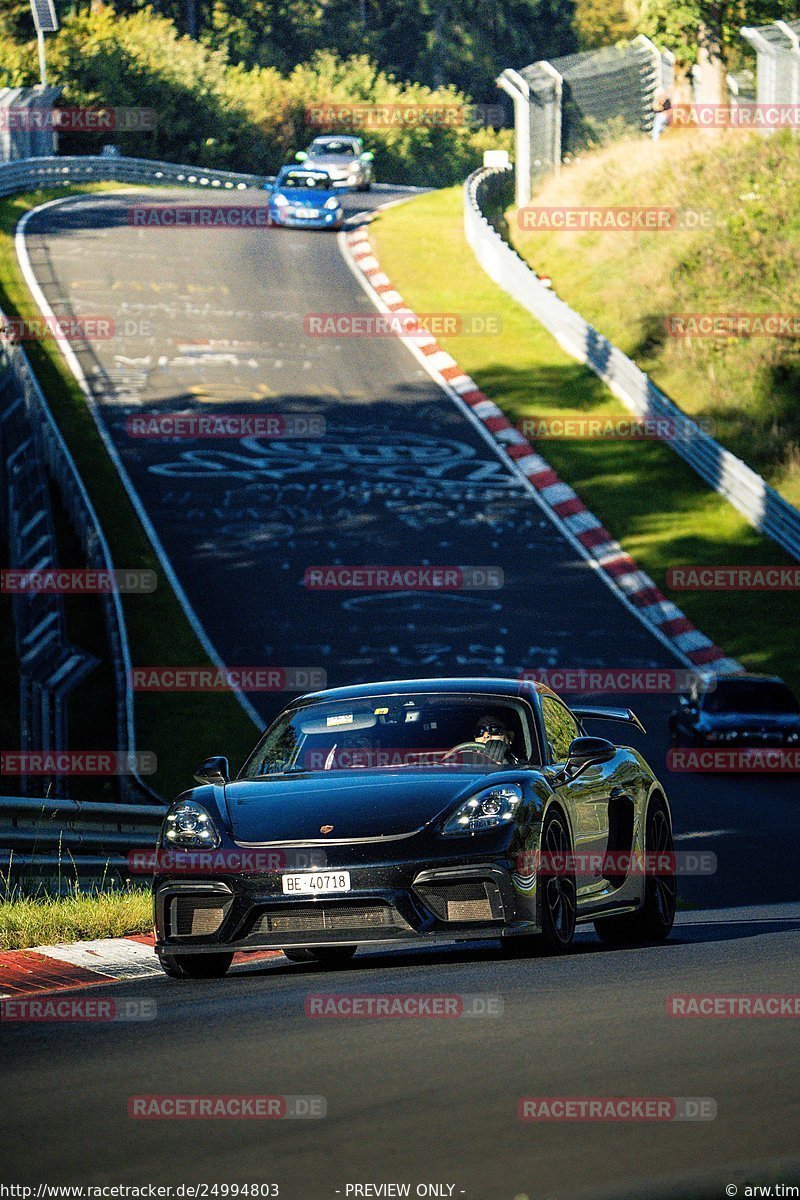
374;707;389;715
327;714;354;727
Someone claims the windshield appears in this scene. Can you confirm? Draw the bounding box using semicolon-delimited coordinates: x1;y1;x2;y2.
240;693;537;777
703;680;800;714
279;170;332;189
310;139;356;156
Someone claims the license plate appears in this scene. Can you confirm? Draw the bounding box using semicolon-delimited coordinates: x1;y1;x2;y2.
297;209;320;219
282;871;351;895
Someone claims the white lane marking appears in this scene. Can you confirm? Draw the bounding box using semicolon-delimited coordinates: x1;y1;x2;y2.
35;938;160;978
337;224;702;671
676;902;800;924
17;192;263;730
674;830;740;841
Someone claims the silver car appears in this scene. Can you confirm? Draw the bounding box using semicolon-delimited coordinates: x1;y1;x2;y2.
296;135;374;191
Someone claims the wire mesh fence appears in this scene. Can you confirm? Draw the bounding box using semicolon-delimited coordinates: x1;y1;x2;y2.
741;19;800;104
500;35;674;201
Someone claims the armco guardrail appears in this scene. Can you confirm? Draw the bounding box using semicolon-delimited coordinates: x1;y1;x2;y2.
464;167;800;563
0;153;267;197
0;154;270;807
0;794;166;883
0;314;161;804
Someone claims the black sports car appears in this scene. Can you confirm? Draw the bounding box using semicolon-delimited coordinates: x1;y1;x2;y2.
153;678;677;978
669;673;800;748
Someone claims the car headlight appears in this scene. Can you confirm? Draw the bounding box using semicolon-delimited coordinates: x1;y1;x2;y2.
785;731;799;745
324;197;340;210
442;784;523;836
272;193;289;207
163;799;220;849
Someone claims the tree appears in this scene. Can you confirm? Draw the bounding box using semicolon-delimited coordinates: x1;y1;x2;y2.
574;0;638;48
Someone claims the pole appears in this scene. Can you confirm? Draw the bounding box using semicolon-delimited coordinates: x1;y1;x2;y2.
37;30;47;87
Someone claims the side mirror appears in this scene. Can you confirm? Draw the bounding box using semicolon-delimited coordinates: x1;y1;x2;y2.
566;736;615;773
295;150;308;161
193;756;230;786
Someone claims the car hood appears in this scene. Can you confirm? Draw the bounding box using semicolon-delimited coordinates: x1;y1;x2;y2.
223;770;502;843
273;187;338;206
307;155;354;167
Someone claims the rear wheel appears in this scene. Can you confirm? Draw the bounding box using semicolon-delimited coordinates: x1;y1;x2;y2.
594;799;676;945
158;952;233;979
283;947;357;967
502;809;576;956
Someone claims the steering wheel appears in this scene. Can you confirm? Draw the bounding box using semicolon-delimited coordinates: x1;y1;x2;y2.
441;741;497;763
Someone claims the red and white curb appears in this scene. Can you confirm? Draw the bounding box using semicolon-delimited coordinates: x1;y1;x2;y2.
342;224;740;677
0;935;281;999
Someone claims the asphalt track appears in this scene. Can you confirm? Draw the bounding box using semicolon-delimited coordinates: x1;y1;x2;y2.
6;185;799;1195
2;908;799;1194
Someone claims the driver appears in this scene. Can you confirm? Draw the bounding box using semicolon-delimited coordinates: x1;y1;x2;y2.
473;715;519;765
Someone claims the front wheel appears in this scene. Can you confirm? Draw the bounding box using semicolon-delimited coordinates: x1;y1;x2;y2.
502;809;576;957
594;799;676;945
158;952;233;979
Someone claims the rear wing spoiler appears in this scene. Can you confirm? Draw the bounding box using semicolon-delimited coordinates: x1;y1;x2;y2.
572;706;646;734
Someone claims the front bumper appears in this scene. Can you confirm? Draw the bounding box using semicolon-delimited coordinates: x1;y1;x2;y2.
269;208;342;229
154;850;535;955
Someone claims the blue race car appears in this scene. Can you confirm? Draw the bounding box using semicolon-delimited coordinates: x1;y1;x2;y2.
266;166;344;230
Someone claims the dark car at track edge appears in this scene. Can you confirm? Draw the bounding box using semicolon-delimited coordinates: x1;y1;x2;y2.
669;673;800;748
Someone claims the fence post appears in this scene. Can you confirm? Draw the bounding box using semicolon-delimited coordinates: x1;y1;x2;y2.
774;20;800;103
497;69;532;207
536;60;563;177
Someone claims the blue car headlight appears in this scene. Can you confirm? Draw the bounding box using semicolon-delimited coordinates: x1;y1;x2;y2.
324;197;340;211
163;799;220;849
442;784;523;836
272;193;289;207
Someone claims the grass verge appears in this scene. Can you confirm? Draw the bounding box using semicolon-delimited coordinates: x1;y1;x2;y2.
508;129;800;507
0;185;258;799
368;186;800;694
0;883;152;951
